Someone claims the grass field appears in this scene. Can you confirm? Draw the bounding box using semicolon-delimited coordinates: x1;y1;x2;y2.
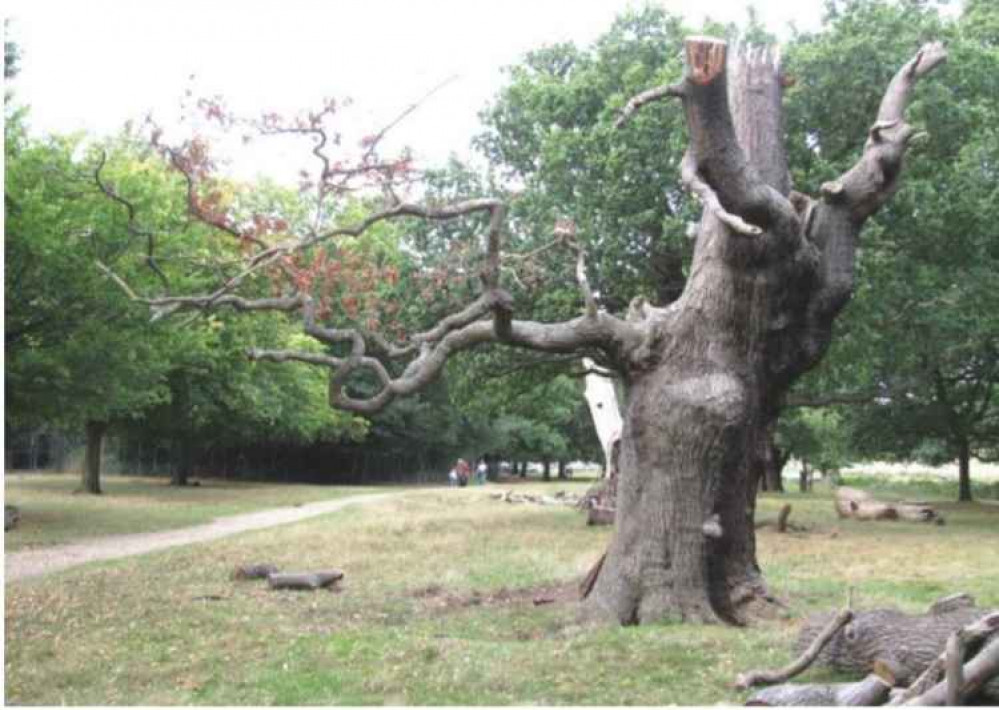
3;473;380;551
5;476;998;705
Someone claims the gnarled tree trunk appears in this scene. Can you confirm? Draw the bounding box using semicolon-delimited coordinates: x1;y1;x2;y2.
583;37;946;625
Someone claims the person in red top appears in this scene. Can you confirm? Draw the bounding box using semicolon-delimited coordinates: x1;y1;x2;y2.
456;459;470;487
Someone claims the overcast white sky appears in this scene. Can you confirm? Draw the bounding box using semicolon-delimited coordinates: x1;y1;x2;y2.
5;0;831;179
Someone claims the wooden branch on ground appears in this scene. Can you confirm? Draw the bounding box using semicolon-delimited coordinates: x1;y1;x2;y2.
905;636;999;706
736;608;854;690
834;487;943;524
747;672;893;706
267;570;344;590
888;610;999;705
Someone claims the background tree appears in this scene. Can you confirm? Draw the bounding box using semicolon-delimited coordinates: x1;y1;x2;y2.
5;126;178;493
783;0;999;502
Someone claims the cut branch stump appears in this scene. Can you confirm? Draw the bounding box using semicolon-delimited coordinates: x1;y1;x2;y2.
232;563;279;580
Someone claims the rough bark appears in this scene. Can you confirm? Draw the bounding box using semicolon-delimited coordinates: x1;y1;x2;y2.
82;420;107;495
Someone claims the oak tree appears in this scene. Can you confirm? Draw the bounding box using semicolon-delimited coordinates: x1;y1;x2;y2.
102;32;946;623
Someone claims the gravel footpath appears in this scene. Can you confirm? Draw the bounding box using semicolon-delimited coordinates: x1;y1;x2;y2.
4;491;401;582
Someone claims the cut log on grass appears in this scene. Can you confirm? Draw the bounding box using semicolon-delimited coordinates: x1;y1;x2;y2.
737;608;854;690
267;570;344;591
746;673;893;706
834;488;942;524
232;563;279;580
587;505;615;526
797;602;999;699
5;504;21;531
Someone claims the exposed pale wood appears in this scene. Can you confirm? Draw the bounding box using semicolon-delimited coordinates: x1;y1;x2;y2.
746;673;892;706
835;487;941;524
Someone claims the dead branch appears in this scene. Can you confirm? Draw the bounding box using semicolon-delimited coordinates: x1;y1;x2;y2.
888;610;999;705
736;608;854;690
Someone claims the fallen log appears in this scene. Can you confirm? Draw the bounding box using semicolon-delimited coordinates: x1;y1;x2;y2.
267;570;344;591
835;487;942;524
5;504;20;531
746;673;893;706
232;563;279;580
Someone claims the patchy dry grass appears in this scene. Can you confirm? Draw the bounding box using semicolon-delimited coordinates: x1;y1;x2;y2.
3;473;380;551
5;479;998;705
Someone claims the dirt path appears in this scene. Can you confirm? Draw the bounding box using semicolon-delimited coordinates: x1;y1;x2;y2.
4;491;403;582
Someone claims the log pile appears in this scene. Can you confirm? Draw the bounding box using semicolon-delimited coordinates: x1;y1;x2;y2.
736;594;999;705
834;487;943;524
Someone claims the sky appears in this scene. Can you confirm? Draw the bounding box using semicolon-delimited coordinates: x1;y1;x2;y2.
5;0;832;180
